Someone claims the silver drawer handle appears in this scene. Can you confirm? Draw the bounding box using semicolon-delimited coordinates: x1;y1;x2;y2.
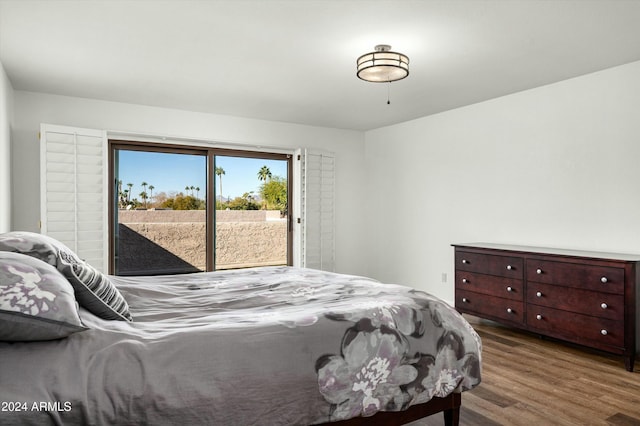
536;268;543;274
462;278;468;283
601;303;608;309
601;276;608;283
506;286;513;292
462;259;468;264
601;329;608;336
506;265;513;270
536;291;542;297
462;297;468;303
507;308;513;313
536;314;543;320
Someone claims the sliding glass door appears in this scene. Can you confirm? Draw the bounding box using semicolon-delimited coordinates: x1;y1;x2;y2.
109;141;291;275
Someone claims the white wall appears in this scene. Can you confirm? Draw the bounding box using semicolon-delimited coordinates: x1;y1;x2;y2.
12;92;368;275
0;60;13;233
364;60;640;303
12;61;640;296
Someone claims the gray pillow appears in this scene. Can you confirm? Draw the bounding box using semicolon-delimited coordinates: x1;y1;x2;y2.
0;251;87;341
0;231;132;322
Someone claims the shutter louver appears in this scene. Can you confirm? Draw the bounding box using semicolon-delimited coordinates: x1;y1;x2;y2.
40;125;107;272
300;149;335;271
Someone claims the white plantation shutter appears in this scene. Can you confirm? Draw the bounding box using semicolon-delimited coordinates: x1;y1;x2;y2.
40;124;108;272
296;149;335;271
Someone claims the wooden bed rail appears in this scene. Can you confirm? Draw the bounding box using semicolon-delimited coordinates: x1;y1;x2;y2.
323;392;462;426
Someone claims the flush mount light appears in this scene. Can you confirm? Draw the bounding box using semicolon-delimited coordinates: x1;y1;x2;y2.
356;44;409;83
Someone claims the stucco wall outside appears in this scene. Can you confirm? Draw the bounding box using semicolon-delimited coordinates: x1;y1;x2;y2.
117;210;286;274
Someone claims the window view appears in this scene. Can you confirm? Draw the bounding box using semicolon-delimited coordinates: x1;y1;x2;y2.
111;143;290;275
214;155;288;270
113;149;207;275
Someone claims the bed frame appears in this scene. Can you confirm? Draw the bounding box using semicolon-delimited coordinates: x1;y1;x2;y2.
323;393;461;426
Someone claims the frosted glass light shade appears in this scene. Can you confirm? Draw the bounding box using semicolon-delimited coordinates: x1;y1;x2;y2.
356;45;409;82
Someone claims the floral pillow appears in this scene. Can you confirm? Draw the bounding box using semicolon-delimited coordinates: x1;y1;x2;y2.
0;231;132;322
0;251;87;341
0;231;65;267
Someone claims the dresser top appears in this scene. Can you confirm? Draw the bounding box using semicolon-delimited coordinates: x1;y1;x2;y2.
452;242;640;262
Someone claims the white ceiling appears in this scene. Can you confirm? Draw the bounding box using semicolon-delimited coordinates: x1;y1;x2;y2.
2;0;640;131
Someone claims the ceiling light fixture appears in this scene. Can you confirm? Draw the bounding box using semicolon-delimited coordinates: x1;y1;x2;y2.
356;44;409;83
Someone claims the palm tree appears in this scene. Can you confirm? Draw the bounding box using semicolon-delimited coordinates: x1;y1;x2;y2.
258;166;272;209
195;186;200;200
148;185;154;207
117;180;124;208
190;185;195;197
244;191;254;202
257;166;272;183
185;185;190;196
140;182;149;208
127;183;133;202
139;191;148;209
215;167;225;203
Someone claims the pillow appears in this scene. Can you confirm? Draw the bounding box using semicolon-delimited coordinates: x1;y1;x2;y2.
0;251;87;341
0;231;65;267
0;231;133;322
57;251;132;322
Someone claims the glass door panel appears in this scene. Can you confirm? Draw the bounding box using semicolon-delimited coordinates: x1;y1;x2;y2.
214;155;289;270
113;148;207;275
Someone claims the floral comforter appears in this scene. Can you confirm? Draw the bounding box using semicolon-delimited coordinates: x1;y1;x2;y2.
0;266;481;425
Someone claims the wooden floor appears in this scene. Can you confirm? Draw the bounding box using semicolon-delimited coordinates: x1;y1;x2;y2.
409;315;640;426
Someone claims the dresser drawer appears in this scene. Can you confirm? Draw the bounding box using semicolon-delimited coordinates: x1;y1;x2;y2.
526;306;623;348
456;289;524;324
526;283;623;321
456;251;523;279
526;259;624;294
455;271;523;301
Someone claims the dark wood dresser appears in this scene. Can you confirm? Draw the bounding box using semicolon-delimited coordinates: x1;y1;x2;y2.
453;243;639;371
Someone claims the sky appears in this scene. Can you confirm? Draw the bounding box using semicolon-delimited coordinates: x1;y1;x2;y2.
118;150;288;201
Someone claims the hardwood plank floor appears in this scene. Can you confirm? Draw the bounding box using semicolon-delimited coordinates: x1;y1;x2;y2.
408;315;640;426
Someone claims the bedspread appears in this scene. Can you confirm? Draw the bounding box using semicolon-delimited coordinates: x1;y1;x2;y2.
0;266;481;425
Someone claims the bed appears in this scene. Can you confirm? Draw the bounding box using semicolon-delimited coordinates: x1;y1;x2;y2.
0;232;481;426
